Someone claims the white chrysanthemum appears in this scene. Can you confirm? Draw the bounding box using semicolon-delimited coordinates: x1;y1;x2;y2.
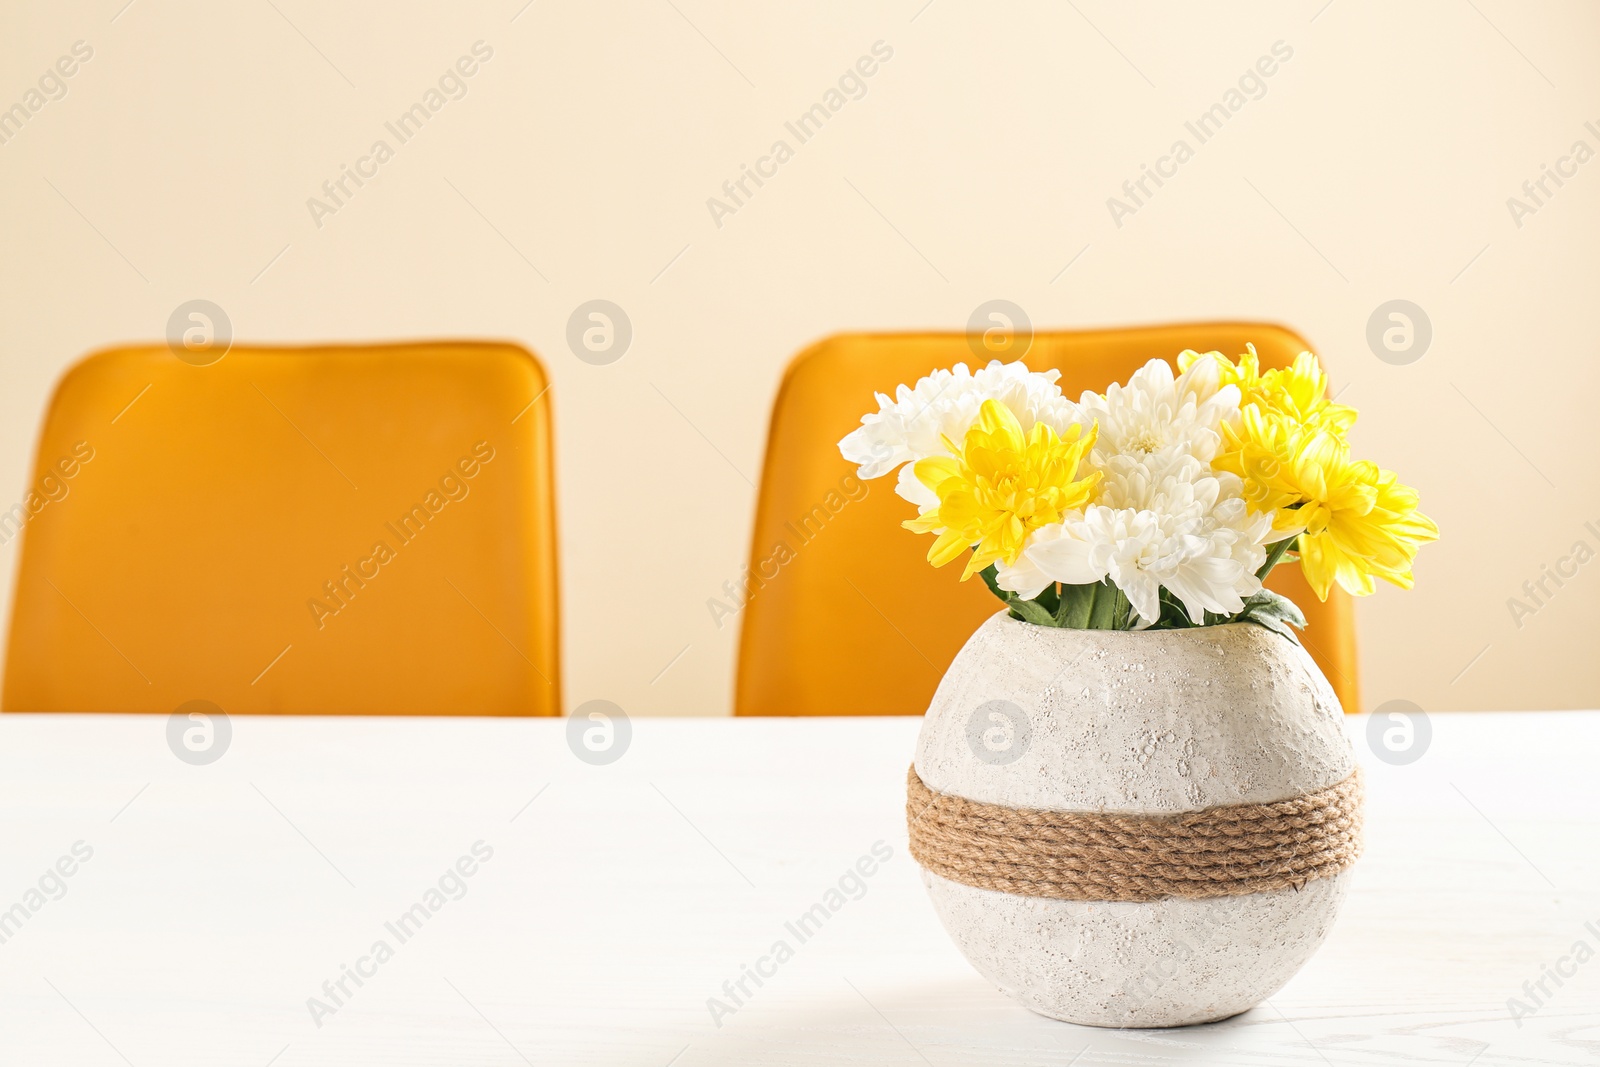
838;361;1084;504
997;453;1273;626
1077;357;1238;469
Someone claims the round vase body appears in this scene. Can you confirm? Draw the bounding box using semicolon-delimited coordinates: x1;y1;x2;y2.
914;613;1356;1028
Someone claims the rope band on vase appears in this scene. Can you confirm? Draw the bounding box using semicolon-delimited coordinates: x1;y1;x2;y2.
906;764;1363;903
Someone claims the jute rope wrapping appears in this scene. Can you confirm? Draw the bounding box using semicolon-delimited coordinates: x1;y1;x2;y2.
907;765;1363;903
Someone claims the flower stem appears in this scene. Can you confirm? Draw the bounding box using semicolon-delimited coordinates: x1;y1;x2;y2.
1255;535;1299;582
979;564;1014;610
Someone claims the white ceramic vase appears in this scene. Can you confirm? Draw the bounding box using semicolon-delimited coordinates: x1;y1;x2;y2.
913;611;1356;1028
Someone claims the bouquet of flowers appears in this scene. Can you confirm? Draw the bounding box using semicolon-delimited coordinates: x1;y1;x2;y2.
838;346;1437;633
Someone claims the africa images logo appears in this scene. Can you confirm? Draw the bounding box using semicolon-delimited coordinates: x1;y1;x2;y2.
306;441;495;629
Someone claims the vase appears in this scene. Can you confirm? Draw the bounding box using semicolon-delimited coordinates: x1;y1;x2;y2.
909;611;1360;1028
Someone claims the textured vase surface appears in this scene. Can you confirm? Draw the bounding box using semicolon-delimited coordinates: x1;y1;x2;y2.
914;612;1356;1028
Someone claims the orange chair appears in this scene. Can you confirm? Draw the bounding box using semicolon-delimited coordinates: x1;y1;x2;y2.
735;323;1360;717
3;341;560;715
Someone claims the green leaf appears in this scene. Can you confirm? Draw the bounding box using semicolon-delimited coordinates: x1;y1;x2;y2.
979;567;1308;635
1234;588;1308;640
1008;597;1058;627
979;564;1059;626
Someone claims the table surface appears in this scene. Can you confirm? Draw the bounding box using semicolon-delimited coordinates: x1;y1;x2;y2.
0;711;1594;1066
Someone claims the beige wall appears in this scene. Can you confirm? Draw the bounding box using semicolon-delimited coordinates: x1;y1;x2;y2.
2;1;1596;714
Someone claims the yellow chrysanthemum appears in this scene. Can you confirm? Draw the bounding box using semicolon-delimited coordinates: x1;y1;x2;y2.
903;399;1100;580
1180;343;1266;397
1180;344;1355;436
1259;351;1357;436
1295;457;1439;599
1191;345;1437;600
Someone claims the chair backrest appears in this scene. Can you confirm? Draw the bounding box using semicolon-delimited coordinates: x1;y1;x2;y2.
3;341;561;715
734;323;1360;716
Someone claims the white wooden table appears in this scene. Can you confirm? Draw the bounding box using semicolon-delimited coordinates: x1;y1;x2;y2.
0;711;1593;1066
